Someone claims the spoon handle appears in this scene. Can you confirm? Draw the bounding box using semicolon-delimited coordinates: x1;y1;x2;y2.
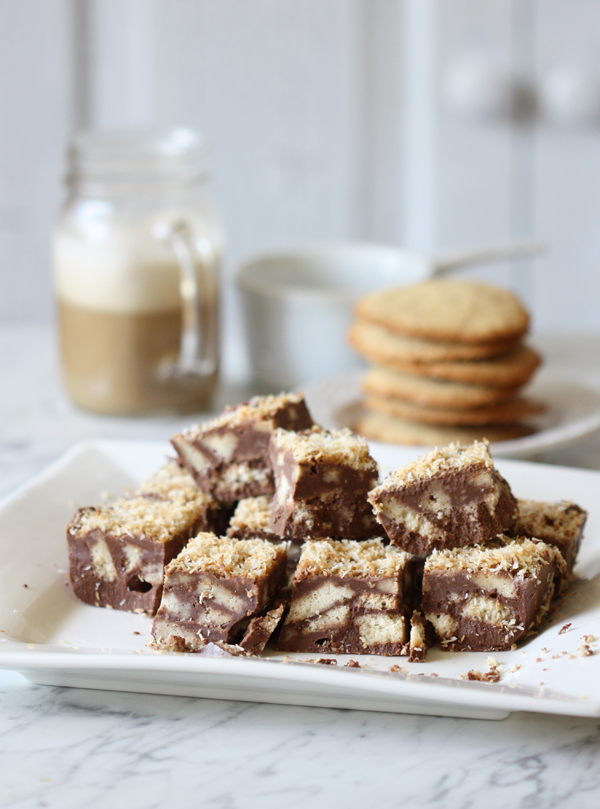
430;241;546;277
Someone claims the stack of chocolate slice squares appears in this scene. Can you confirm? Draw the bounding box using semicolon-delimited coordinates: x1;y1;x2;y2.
368;440;586;653
266;425;423;659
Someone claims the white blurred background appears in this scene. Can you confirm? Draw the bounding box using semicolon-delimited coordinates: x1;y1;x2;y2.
1;0;600;382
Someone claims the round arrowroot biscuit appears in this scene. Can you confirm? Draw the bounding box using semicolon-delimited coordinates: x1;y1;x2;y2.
364;392;545;426
348;321;520;364
355;280;530;344
362;367;520;409
355;410;533;447
349;326;541;387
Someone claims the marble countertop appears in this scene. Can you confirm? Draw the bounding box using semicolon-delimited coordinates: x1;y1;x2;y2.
2;324;600;809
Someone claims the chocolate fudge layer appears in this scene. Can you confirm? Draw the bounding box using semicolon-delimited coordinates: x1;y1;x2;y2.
422;535;566;652
226;495;303;579
509;499;587;590
150;533;288;652
368;441;517;556
171;393;313;502
67;463;221;615
269;427;379;539
277;539;415;655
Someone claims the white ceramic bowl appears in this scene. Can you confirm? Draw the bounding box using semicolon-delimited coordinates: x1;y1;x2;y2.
236;240;543;390
236;242;430;390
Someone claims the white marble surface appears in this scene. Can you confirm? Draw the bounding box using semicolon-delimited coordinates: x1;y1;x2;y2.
3;324;600;808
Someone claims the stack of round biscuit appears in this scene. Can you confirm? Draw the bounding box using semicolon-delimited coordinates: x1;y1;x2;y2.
348;279;543;446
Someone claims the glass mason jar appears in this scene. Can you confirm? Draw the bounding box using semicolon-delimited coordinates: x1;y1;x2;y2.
53;128;222;415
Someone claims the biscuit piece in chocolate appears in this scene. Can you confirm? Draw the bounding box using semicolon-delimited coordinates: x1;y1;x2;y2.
67;463;222;615
408;610;430;662
277;539;416;655
227;495;303;579
269;427;379;539
509;499;587;591
368;441;517;556
150;533;288;652
171;393;314;502
422;535;566;652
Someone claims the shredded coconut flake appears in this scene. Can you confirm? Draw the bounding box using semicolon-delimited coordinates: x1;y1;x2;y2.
372;440;493;492
166;533;287;577
424;535;566;580
178;392;307;437
69;462;215;543
272;426;377;471
295;538;412;579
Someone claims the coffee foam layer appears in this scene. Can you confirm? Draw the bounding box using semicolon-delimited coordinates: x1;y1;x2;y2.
54;230;220;314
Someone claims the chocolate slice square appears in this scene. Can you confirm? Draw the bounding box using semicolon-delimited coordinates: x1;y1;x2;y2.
226;495;282;542
226;495;303;580
277;538;416;655
150;533;288;652
422;535;566;652
268;427;379;539
510;499;587;590
368;440;517;556
67;463;222;615
171;392;314;502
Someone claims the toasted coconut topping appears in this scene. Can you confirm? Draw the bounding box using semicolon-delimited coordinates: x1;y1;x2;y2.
372;440;493;491
229;496;272;532
178;392;306;437
272;426;378;471
295;538;412;579
515;499;587;540
71;496;205;543
69;462;215;543
166;532;287;577
424;535;566;579
138;462;212;503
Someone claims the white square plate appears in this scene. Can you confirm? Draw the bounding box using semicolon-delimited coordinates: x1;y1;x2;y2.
1;439;599;720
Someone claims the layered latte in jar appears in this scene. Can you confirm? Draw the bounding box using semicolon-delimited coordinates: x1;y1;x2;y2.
54;128;222;415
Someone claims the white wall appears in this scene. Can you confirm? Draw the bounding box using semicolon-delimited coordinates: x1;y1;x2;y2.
1;0;599;363
0;0;74;322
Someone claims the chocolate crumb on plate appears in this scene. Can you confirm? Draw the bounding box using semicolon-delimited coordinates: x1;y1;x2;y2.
461;667;502;683
238;599;287;655
558;623;572;635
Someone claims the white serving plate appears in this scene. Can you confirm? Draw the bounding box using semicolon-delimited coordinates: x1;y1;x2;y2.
1;439;599;720
304;370;600;460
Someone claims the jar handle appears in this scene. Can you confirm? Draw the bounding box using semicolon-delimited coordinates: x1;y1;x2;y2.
156;219;218;377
